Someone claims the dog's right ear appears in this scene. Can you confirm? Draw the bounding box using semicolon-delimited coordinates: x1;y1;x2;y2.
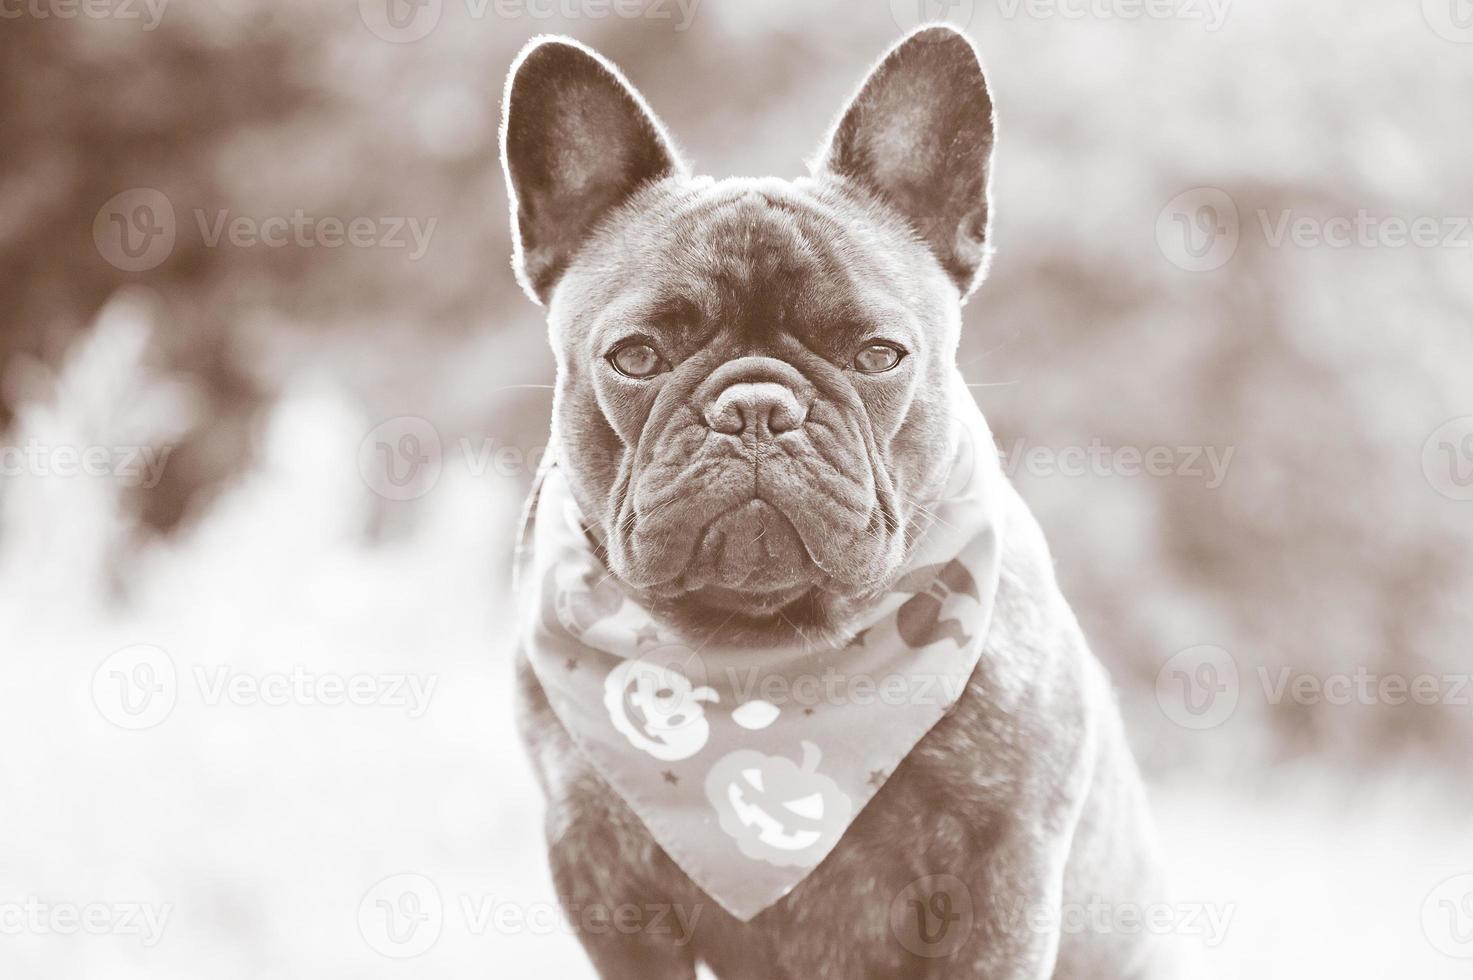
501;37;683;305
817;26;996;299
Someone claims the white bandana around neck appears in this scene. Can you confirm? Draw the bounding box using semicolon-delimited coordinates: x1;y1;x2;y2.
515;387;1004;922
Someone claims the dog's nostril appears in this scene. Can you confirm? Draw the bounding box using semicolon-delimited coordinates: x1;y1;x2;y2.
703;382;806;436
705;401;746;435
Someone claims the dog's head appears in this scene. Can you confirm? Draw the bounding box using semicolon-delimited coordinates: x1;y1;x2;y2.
502;27;995;641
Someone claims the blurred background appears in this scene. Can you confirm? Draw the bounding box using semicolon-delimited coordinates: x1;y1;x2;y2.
2;0;1472;976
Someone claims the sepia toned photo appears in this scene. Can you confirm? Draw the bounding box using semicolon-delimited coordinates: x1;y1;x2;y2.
2;1;1471;977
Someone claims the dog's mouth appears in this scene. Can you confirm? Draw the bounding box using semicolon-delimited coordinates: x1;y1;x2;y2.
646;499;824;616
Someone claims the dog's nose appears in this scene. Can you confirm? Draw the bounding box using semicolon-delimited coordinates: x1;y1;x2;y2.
703;382;807;437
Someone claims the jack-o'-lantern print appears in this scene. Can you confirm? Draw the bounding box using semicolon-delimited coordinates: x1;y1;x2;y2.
705;742;853;867
604;658;719;761
891;558;980;650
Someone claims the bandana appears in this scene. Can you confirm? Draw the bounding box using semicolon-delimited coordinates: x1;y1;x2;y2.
515;390;1003;922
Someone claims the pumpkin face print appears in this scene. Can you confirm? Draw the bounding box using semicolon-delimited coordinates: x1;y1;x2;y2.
603;658;719;761
705;742;853;867
891;558;980;650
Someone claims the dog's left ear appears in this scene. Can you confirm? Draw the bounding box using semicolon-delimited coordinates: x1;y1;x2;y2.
501;36;684;305
818;26;996;298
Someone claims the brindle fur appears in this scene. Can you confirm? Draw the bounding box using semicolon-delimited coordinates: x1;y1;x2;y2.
502;26;1196;979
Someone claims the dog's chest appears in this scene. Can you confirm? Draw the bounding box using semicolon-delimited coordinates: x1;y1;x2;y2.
517;649;1018;978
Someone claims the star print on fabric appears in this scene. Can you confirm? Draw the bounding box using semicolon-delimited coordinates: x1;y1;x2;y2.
867;769;886;787
564;657;578;672
803;707;815;716
662;770;680;785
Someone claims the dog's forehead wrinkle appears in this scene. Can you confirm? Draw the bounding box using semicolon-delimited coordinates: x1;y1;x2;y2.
656;190;885;348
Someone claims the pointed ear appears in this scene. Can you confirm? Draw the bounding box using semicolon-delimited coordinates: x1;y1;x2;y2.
818;26;996;298
501;37;683;305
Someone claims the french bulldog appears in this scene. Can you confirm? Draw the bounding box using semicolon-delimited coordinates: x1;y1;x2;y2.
502;25;1197;979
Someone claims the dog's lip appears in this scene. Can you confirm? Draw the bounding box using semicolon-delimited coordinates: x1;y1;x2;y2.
636;498;819;597
672;580;817;616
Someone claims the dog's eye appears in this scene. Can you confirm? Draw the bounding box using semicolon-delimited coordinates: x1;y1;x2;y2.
853;342;906;374
609;342;667;379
